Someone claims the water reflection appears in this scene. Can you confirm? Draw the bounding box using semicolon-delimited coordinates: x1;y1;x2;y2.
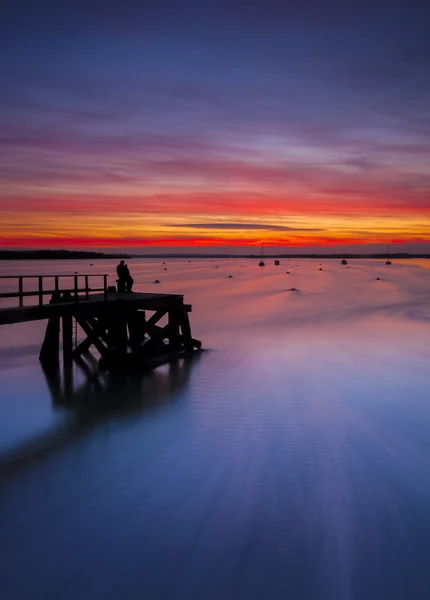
0;353;202;475
1;258;430;599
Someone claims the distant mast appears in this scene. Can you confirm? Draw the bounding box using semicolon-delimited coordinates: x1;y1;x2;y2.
385;245;392;265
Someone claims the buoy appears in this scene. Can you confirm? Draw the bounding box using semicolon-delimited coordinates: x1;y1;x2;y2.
259;261;265;267
154;280;160;284
274;260;280;265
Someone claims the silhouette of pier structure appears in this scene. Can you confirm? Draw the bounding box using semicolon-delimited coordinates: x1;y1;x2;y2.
0;274;201;370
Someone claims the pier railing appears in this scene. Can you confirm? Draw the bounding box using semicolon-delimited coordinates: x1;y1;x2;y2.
0;274;109;308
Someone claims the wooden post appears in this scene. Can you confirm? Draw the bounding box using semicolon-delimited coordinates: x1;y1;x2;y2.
55;276;59;293
180;309;194;352
168;308;182;350
18;277;23;307
116;314;128;358
127;310;145;354
38;276;43;306
108;311;128;359
62;313;73;363
74;275;78;303
85;275;89;299
103;275;108;300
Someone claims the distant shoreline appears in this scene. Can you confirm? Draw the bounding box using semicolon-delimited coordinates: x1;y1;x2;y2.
0;250;131;260
0;249;428;260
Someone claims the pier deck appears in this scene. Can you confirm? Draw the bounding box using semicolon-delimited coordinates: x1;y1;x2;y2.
0;291;185;326
0;274;201;370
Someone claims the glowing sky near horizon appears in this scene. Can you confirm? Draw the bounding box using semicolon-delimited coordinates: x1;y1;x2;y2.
1;1;429;252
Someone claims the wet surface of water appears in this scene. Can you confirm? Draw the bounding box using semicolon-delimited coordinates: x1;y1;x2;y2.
1;258;430;599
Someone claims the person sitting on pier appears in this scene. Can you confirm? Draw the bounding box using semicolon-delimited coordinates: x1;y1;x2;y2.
116;260;134;293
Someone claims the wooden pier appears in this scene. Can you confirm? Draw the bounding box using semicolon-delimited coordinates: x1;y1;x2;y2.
0;274;201;370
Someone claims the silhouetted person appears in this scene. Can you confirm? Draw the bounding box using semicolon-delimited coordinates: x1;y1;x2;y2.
123;263;134;292
116;260;134;292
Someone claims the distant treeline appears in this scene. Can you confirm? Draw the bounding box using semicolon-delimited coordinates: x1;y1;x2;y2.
1;250;428;260
0;250;131;260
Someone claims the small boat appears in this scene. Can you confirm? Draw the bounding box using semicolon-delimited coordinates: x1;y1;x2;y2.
274;260;280;265
341;259;347;265
259;243;265;266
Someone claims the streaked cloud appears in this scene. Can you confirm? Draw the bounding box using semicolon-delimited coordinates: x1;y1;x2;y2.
167;223;325;231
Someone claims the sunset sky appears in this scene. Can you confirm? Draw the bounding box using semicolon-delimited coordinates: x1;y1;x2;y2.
1;1;429;253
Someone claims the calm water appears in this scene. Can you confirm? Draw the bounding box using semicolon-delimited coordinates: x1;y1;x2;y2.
1;258;430;600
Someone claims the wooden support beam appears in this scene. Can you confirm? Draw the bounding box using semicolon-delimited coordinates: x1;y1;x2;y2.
144;323;170;343
130;309;167;343
74;315;110;359
180;311;195;352
72;315;108;357
74;275;78;303
146;309;167;329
